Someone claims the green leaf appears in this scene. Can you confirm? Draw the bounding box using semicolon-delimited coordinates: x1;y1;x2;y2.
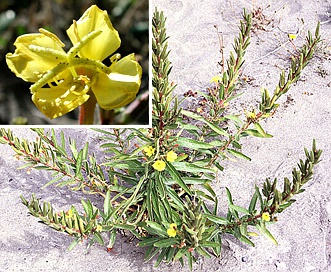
244;129;273;138
75;150;83;177
154;238;177;247
229;204;250;215
224;115;243;125
204;121;229;137
60;130;66;150
166;161;191;195
212;234;222;257
67;237;81;251
155;172;166;200
238;234;255;247
255;186;264;210
214;161;224;171
33;165;51;170
81;199;93;218
171;161;216;174
181;110;229;137
166;187;185;212
69;138;78;159
42;175;64;189
176;137;214;150
200;241;220;248
155;248;169;267
226;187;234;205
173;247;187;261
103;190;111;217
248;192;258;214
82;142;88;166
254;123;267;137
195;246;211;258
108;229;117;248
165;246;176;262
145;246;161;263
227;148;251;161
93;232;104;245
204;214;228;225
202;183;216;198
256;222;278;245
196;190;214;202
105;160;144;172
146;221;167;236
186;252;193;271
138;237;161;247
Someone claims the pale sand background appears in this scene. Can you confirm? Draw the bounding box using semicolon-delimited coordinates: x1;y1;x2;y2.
1;0;331;271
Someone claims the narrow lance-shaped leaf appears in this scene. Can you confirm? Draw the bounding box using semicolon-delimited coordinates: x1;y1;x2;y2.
165;161;191;195
227;148;251;161
255;222;278;245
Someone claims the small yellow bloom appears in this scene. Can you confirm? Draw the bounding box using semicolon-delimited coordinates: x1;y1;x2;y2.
166;151;178;162
67;209;74;219
262;212;271;222
143;146;155;157
288;33;297;40
152;160;166;171
210;75;222;83
167;223;177;237
246;111;256;119
6;5;142;120
96;225;103;232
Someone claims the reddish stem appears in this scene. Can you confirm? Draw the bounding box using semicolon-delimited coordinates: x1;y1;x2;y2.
79;91;97;125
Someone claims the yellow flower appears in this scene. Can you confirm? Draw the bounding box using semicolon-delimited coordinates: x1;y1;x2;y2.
67;208;74;219
196;107;203;113
143;146;155;157
262;212;271;222
246;111;256;119
96;225;103;232
6;5;142;119
167;223;177;237
152;160;166;171
288;33;297;40
210;75;222;83
166;151;177;162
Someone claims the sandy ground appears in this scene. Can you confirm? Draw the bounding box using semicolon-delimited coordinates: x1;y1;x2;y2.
1;0;331;271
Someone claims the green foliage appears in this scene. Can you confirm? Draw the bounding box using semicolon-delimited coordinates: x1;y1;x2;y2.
0;7;323;270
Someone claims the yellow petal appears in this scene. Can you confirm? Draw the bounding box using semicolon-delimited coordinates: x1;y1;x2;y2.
6;30;66;82
92;54;142;110
288;33;297;40
210;75;222;83
31;78;90;119
262;212;271;222
166;151;178;162
152;160;166;171
143;146;155;157
167;223;177;237
67;5;120;61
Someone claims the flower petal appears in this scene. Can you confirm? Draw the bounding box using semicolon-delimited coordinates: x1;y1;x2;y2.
92;54;142;110
31;79;90;119
6;30;66;82
67;5;120;61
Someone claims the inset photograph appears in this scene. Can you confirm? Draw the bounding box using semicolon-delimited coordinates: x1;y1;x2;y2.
0;0;149;125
